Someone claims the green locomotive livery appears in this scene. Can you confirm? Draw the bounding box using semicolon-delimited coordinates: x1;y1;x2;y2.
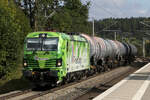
23;32;90;85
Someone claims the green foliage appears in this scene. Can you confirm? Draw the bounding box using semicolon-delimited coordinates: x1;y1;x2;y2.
0;0;31;78
16;0;91;33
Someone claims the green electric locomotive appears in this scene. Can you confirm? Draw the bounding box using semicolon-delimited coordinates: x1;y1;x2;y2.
23;32;90;86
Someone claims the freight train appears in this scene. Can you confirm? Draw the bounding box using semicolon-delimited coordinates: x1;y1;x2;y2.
23;32;137;86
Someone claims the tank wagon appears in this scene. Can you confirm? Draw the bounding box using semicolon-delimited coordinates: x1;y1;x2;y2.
23;32;137;86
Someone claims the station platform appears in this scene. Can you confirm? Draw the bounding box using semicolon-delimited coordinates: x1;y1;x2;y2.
93;63;150;100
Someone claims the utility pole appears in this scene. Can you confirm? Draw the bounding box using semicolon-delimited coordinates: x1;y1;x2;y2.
34;0;38;31
139;21;150;57
143;37;145;57
121;37;123;42
143;33;150;57
114;32;117;40
92;18;95;36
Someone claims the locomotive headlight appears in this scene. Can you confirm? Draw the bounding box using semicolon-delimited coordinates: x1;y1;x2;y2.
24;62;27;67
42;34;45;37
58;62;61;66
57;59;62;67
23;59;27;67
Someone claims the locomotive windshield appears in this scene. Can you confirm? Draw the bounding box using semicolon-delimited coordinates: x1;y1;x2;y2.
43;38;58;51
27;38;41;50
26;37;58;51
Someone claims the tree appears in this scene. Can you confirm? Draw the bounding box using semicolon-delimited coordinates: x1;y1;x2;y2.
15;0;63;31
15;0;91;33
0;0;31;78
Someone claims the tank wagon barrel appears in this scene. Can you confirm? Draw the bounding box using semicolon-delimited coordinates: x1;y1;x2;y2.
103;39;113;58
80;34;96;58
128;43;137;56
113;41;126;57
106;40;119;58
81;34;137;66
122;42;131;56
93;37;106;59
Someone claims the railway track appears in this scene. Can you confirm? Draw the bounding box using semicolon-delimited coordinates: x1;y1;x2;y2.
0;89;32;100
0;67;138;100
0;57;148;100
75;65;138;100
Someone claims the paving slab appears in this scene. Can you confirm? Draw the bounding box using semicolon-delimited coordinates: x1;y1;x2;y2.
93;63;150;100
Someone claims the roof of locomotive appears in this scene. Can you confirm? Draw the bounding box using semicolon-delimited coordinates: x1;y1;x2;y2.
26;31;87;42
26;31;61;37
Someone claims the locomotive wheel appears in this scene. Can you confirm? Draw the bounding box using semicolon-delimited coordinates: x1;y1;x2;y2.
77;74;81;80
110;62;113;69
104;64;109;71
56;82;62;87
97;66;101;73
123;60;127;66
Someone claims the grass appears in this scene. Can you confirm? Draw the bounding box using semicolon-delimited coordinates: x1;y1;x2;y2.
0;64;32;94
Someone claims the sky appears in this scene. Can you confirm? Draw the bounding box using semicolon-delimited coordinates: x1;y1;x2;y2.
82;0;150;20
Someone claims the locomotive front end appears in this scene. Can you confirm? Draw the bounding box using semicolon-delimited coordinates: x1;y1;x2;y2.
23;32;64;86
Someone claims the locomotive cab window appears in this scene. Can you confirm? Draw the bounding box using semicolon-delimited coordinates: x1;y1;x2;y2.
26;37;58;51
27;38;41;51
43;38;58;51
